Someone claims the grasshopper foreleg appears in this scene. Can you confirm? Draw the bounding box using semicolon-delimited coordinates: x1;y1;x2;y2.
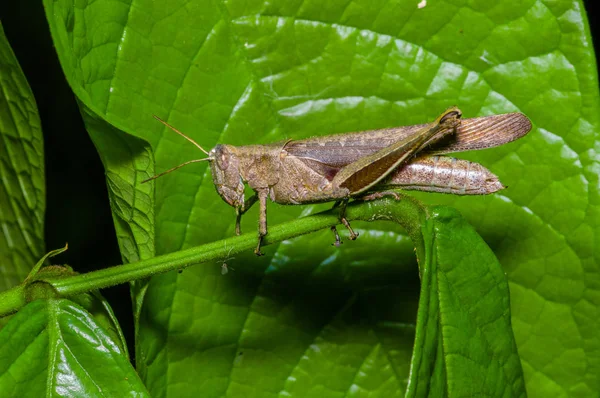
254;190;269;256
235;194;258;235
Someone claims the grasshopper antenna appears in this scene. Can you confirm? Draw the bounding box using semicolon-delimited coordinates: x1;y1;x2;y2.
142;115;213;184
141;158;210;183
153;115;210;155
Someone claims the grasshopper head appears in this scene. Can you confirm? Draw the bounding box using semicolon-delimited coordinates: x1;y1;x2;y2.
209;144;245;208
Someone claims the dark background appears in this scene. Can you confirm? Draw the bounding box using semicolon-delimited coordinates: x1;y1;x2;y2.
0;1;599;358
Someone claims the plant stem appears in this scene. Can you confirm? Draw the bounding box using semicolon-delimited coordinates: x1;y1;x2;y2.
0;195;428;316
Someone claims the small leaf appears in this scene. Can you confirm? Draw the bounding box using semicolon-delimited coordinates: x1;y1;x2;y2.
24;243;68;282
0;299;148;396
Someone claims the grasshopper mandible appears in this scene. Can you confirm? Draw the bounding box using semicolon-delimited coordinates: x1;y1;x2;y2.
144;107;532;255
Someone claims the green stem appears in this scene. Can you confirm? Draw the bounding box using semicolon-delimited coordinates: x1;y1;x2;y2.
0;195;428;316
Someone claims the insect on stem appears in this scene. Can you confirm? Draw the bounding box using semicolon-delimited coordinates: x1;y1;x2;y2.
218;245;235;275
145;108;532;255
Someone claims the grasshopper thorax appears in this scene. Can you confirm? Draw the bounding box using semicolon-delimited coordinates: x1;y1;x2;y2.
209;144;245;208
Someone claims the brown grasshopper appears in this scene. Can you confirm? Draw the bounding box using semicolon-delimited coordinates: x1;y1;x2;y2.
144;107;531;255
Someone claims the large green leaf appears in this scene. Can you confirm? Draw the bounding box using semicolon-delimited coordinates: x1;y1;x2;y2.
43;0;599;396
0;298;149;396
0;23;45;294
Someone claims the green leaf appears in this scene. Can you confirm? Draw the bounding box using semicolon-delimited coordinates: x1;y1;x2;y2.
0;298;149;397
69;290;130;359
43;0;599;396
0;23;45;294
409;207;524;397
77;104;155;266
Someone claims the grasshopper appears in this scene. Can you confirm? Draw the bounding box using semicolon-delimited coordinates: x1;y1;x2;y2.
144;107;531;255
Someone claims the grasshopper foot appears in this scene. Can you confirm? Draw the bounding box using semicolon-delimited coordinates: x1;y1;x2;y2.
360;191;402;201
331;226;343;247
254;236;264;256
341;217;359;240
333;199;358;241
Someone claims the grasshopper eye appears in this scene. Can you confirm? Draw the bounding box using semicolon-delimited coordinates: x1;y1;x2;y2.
214;145;230;170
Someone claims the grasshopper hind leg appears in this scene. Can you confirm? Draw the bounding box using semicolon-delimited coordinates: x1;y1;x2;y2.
332;199;358;242
359;191;403;202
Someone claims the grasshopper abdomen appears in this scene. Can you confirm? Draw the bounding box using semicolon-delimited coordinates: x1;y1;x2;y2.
385;155;504;195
